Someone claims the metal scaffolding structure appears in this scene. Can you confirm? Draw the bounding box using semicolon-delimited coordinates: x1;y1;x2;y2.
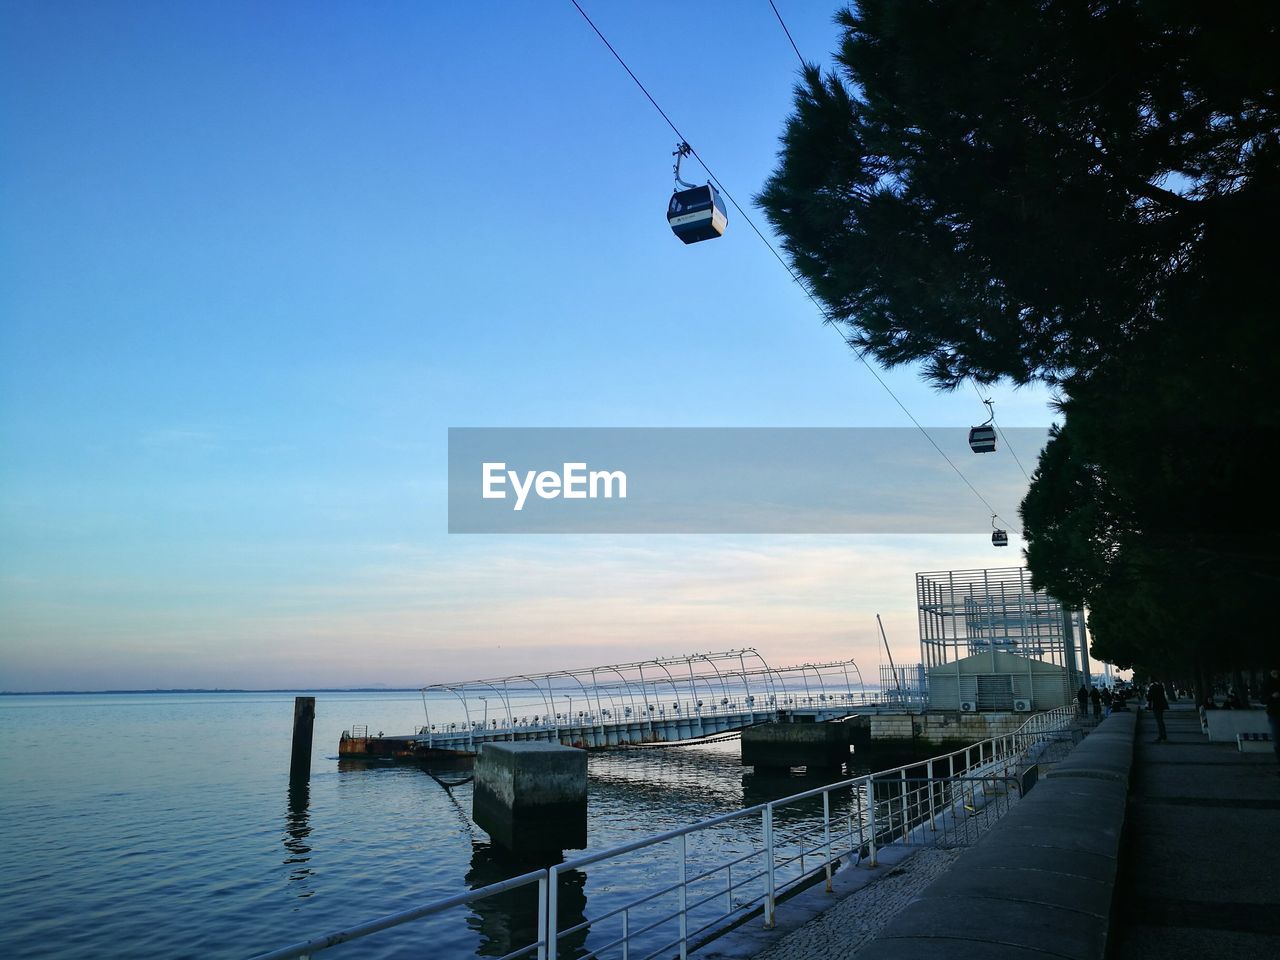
878;663;927;708
916;567;1086;688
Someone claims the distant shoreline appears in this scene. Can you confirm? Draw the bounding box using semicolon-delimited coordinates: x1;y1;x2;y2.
0;688;422;696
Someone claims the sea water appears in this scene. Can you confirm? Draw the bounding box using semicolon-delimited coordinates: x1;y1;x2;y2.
0;691;861;959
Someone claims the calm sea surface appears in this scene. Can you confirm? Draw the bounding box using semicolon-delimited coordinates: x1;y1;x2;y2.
0;692;861;960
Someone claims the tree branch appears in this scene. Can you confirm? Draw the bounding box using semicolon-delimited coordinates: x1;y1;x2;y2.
1125;176;1200;214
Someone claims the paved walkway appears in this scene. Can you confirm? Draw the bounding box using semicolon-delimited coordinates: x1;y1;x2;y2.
710;716;1101;960
732;703;1279;960
1107;703;1280;958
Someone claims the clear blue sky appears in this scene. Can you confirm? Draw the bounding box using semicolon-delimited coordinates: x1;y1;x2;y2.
0;1;1054;691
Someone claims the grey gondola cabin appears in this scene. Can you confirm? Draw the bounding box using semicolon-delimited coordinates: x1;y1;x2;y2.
992;528;1009;547
969;424;997;453
668;185;727;243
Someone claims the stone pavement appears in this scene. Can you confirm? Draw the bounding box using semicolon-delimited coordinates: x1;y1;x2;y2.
1107;702;1280;958
744;848;962;960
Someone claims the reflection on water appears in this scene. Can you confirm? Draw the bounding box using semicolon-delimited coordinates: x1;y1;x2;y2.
589;744;745;808
0;695;902;960
284;779;315;895
336;757;399;773
466;843;588;960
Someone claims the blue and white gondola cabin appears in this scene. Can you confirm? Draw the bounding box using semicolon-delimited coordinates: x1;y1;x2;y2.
668;184;728;244
969;424;997;453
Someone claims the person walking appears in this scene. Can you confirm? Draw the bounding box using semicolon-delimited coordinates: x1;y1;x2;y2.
1261;668;1280;773
1090;686;1102;719
1147;680;1170;742
1077;683;1090;718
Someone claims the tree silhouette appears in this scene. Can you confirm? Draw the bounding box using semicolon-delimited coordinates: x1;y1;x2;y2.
759;1;1279;677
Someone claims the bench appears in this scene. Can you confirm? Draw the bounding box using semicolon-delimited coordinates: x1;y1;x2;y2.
1205;709;1269;743
1237;731;1274;753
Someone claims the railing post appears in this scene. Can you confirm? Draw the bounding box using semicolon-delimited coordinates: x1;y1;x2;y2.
855;780;865;852
763;804;776;928
847;802;855;863
900;769;908;841
537;872;549;960
622;908;630;960
867;784;878;867
927;759;936;830
725;864;733;914
823;790;833;893
547;867;559;960
678;832;688;960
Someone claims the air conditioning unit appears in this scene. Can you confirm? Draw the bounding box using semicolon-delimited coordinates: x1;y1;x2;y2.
1013;698;1032;712
959;700;977;713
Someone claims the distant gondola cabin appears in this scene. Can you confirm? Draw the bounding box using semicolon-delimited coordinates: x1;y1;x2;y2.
668;185;727;243
992;529;1009;547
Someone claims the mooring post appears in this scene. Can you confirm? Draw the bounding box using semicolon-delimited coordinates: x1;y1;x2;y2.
290;696;316;781
472;742;587;854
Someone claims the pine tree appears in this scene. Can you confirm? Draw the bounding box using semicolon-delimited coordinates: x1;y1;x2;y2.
759;1;1280;674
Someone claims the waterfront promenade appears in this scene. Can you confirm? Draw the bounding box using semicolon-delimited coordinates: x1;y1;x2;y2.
1108;703;1279;958
736;703;1279;960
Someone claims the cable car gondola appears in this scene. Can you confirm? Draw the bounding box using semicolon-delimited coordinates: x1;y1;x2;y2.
968;398;997;453
667;142;727;244
991;515;1008;547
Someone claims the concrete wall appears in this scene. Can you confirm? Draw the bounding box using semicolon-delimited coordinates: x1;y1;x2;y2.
741;721;851;771
926;650;1070;712
857;710;1136;960
871;711;1030;746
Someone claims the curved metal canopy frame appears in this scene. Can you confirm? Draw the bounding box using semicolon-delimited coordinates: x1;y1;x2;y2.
416;649;870;748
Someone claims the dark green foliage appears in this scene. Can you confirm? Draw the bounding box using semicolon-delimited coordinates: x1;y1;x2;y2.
760;2;1280;673
759;0;1280;387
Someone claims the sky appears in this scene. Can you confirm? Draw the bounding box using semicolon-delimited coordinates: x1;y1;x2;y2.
0;1;1058;692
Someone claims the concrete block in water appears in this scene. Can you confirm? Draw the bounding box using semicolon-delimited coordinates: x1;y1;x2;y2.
741;721;850;772
473;742;587;853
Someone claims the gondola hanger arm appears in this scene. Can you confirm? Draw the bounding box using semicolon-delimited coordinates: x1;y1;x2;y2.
673;141;697;189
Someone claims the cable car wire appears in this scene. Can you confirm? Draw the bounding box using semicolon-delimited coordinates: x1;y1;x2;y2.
569;1;797;278
763;2;1028;530
967;377;1032;482
568;0;1022;535
768;1;807;68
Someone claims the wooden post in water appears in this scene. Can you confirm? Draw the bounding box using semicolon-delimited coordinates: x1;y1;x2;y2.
290;696;316;781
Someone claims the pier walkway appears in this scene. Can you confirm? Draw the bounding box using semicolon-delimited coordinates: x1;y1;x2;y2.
340;649;897;758
738;702;1280;960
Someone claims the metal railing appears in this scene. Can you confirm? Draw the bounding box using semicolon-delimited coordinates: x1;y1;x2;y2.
874;774;1021;850
255;705;1077;960
544;705;1075;959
